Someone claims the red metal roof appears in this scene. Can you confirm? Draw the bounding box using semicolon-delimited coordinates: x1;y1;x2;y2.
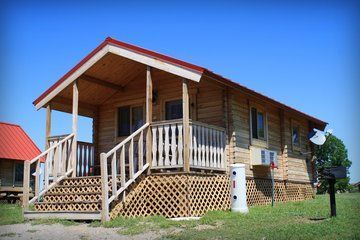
33;37;327;128
0;122;42;161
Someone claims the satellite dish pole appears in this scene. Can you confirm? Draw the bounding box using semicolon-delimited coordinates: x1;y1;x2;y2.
308;128;344;217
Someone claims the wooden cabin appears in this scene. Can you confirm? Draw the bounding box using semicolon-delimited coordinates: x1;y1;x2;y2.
0;122;41;202
23;37;327;221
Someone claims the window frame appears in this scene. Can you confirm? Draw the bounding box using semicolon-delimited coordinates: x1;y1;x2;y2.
291;119;301;151
13;161;24;186
249;104;268;148
165;99;183;120
115;103;145;140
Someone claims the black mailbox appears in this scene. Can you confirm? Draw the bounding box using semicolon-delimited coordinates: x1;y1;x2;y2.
322;166;347;179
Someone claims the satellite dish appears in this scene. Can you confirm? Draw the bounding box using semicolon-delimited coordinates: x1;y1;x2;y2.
32;168;42;177
308;128;326;146
325;129;333;135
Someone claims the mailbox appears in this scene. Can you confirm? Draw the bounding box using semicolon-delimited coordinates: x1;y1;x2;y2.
322;166;347;179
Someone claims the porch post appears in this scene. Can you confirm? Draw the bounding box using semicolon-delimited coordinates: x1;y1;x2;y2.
183;78;190;172
146;66;153;169
71;80;79;177
45;104;52;149
22;161;30;209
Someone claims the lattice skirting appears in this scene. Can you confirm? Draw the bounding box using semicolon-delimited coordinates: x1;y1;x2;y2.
110;174;314;219
246;178;315;206
110;174;230;219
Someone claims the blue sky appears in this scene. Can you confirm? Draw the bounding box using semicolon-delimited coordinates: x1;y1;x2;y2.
1;1;359;181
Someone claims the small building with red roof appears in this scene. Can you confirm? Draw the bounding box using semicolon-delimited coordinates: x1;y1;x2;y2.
0;122;41;196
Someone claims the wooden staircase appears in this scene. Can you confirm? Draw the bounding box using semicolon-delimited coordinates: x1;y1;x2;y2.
24;176;118;220
23;124;150;221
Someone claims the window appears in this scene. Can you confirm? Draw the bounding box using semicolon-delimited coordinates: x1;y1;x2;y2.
292;125;300;146
165;99;183;120
117;106;144;137
14;163;23;186
251;107;266;140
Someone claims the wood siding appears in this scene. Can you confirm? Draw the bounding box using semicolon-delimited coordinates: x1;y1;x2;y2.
93;68;315;183
228;90;314;183
96;71;226;159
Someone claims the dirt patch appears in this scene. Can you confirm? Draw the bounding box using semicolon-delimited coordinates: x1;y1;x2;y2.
0;223;163;240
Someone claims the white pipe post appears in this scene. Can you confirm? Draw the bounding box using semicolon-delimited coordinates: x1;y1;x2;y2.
230;163;249;213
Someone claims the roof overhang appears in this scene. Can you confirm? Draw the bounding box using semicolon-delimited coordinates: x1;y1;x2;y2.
33;37;205;110
203;70;328;130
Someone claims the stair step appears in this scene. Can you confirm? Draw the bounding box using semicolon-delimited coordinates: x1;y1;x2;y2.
61;176;121;186
47;185;104;195
24;211;101;220
44;192;102;196
42;193;101;203
34;201;101;212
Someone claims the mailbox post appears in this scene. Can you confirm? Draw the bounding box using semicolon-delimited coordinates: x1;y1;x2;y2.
322;166;347;217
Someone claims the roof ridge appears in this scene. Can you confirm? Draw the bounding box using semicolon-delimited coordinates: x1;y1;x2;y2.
0;121;21;127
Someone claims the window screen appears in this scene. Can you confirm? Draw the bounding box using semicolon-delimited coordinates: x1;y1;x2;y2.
292;126;300;145
14;163;24;186
257;112;265;139
117;106;130;137
165;100;183;120
251;108;258;139
251;107;266;140
131;106;144;133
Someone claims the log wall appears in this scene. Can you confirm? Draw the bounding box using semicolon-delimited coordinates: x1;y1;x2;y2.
228;89;315;183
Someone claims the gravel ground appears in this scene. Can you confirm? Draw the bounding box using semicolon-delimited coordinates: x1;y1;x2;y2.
0;223;162;240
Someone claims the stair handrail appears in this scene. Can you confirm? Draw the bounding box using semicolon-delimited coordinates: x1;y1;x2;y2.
23;133;75;208
100;123;150;222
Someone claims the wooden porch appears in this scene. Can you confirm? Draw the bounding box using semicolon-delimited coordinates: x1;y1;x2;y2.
23;51;229;221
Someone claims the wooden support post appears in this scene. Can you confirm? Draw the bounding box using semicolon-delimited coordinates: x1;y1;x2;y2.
183;79;190;172
35;160;40;197
22;161;30;209
45;104;52;149
146;66;153;171
279;109;288;181
100;153;109;222
71;81;79;177
92;110;99;175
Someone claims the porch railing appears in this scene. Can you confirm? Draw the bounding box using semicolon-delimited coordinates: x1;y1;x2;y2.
100;122;150;221
48;135;95;177
23;133;75;208
77;141;95;177
150;120;226;171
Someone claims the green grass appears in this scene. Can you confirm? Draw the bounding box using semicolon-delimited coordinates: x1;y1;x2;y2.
0;193;359;239
0;203;24;225
103;193;360;239
0;203;77;226
163;193;360;240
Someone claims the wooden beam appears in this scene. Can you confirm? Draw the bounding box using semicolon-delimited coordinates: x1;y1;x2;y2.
146;66;153;123
22;161;30;209
51;96;97;118
146;66;153;170
279;109;288;181
71;81;79;177
100;153;109;222
45;105;52;149
92;109;99;175
183;78;190;172
80;74;124;91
